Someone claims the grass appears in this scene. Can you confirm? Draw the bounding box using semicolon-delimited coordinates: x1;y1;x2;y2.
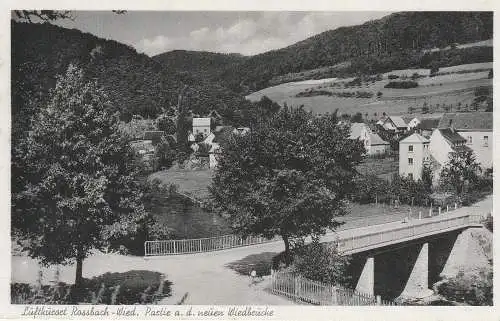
149;168;213;199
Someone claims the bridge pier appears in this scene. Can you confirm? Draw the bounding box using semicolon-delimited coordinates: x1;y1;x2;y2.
355;256;374;296
398;242;433;299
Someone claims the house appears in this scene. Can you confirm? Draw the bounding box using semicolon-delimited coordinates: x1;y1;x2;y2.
406;117;420;131
437;112;493;168
192;117;211;138
382;116;407;132
428;128;471;181
350;123;390;155
143;131;165;145
416;118;441;137
399;133;430;180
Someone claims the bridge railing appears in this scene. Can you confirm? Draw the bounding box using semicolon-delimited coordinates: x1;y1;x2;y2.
337;213;484;253
144;213;484;256
144;234;279;256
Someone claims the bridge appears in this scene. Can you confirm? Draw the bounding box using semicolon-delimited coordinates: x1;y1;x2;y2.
145;202;489;301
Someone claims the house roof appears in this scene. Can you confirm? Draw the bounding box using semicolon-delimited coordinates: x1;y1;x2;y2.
388;116;407;128
349;122;370;139
438;112;493;131
452;144;473;153
417;118;441;130
400;133;429;144
370;132;389;145
143;131;165;140
439;128;467;144
193;117;211;126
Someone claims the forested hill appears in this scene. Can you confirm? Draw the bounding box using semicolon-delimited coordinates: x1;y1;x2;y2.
213;11;493;93
153;50;247;79
12;21;252;139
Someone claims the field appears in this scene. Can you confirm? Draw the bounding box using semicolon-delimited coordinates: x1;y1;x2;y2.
149;168;214;199
246;63;492;118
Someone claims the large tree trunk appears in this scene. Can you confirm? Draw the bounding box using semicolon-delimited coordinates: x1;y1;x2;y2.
282;235;291;265
75;247;84;289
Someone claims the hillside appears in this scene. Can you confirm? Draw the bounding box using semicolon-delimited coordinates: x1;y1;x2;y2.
216;12;493;93
153;50;247;79
11;21;253;141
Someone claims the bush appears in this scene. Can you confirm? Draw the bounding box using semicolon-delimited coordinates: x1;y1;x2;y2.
384;81;419;89
291;240;351;286
352;174;389;204
11;270;172;305
482;213;493;232
437;269;492;306
388;74;399;80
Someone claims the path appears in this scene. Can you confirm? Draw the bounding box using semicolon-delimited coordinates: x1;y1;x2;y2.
11;196;492;305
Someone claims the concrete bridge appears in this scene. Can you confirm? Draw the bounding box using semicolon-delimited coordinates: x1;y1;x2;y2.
331;211;485;300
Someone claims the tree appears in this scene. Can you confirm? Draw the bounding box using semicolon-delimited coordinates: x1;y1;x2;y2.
209;108;365;260
422;102;429;114
154;136;176;170
351;112;363;123
12;65;148;289
440;148;481;196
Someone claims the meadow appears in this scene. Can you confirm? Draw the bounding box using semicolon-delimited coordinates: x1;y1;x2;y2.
246;63;492;118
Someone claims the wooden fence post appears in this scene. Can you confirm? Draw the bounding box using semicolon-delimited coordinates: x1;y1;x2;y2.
331;286;338;305
446;205;449;213
429;208;432;217
294;275;301;302
438;207;441;215
419;211;422;220
376;295;382;306
455;203;457;210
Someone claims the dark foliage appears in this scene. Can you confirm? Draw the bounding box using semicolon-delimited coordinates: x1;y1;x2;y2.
11;270;172;305
384;80;419;89
437;270;493;306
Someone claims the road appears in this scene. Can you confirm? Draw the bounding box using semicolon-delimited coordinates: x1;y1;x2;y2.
11;195;492;305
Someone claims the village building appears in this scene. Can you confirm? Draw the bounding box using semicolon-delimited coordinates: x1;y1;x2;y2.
143;131;165;145
406;117;420;131
192;117;211;138
382;116;407;133
399;133;430;180
437;112;493;169
416;118;441;137
350;123;390;156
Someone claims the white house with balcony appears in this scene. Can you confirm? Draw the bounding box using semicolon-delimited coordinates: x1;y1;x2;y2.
399;133;430;180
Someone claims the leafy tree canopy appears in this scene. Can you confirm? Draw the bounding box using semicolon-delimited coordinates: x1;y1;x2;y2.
12;65;149;287
440;148;481;196
209;107;365;258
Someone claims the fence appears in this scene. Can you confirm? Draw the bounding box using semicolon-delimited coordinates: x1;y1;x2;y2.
145;234;279;256
269;271;396;306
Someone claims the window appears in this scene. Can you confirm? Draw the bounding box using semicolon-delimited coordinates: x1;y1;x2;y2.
467;136;472;145
408;145;413;152
408;158;413;165
408;173;413;180
483;136;489;147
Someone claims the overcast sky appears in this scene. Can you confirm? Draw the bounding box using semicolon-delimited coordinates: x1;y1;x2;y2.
55;11;393;56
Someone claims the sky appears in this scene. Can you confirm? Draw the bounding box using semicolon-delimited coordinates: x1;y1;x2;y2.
54;11;393;57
